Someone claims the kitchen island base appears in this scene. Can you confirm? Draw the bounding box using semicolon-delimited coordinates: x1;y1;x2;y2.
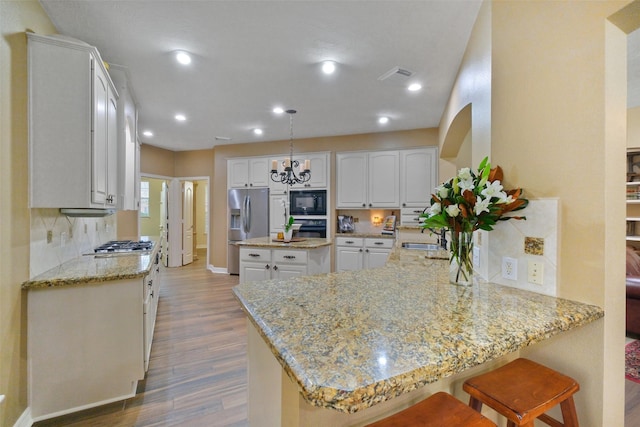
248;321;513;427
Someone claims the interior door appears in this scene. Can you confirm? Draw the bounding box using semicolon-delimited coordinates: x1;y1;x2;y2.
182;181;194;265
160;182;168;267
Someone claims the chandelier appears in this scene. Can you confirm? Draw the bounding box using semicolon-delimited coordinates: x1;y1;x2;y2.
270;109;311;186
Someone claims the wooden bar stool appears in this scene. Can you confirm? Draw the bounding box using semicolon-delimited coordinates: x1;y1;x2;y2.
463;358;580;427
366;391;497;427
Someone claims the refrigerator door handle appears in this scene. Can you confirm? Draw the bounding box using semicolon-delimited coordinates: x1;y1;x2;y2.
245;195;252;233
240;195;246;234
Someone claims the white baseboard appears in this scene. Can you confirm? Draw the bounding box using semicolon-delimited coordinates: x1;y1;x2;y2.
13;407;32;427
208;265;228;274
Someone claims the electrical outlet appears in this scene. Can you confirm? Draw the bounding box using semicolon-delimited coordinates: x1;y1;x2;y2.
47;230;53;244
502;257;518;280
61;231;67;247
68;226;73;238
84;224;88;234
528;261;544;285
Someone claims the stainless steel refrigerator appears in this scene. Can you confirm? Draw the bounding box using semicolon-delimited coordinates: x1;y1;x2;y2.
227;188;270;274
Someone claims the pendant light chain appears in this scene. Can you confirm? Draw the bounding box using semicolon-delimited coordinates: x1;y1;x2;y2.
270;109;311;186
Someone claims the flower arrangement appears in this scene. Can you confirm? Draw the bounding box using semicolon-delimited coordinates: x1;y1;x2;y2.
420;157;528;233
420;157;528;285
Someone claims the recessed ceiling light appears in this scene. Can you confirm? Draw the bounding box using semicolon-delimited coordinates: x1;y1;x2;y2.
175;51;192;65
175;114;186;122
142;130;153;137
322;60;336;74
253;128;263;135
273;107;285;114
378;117;389;124
408;83;422;92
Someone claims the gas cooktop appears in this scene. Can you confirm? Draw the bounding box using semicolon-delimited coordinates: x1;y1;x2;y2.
94;240;153;253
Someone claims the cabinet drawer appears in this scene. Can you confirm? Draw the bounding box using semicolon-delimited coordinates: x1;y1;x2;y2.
401;214;424;225
273;250;307;264
336;237;364;247
365;238;394;249
240;248;272;262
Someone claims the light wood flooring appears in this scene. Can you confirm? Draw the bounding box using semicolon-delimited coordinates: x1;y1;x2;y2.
34;250;248;426
32;250;640;426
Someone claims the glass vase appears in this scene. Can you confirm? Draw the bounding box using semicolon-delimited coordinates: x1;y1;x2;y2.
449;230;474;286
283;229;293;242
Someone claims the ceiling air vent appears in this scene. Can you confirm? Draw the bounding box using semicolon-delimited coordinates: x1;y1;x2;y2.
377;66;413;83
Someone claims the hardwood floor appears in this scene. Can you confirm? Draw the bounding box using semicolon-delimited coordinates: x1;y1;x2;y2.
34;250;248;427
30;251;640;425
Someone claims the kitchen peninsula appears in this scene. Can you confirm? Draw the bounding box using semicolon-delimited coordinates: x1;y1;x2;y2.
236;237;331;284
233;246;604;426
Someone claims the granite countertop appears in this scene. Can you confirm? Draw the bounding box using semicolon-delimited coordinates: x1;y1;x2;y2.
22;240;160;290
335;232;395;239
235;236;333;249
232;247;604;414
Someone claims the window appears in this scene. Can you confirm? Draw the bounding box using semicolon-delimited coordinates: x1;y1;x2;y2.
140;181;150;217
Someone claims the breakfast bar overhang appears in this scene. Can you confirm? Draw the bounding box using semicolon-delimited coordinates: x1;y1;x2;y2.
232;248;604;426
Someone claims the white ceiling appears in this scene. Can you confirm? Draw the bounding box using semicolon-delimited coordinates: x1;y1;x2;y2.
38;1;640;152
39;0;483;152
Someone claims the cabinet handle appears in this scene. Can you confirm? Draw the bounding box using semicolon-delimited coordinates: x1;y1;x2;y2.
359;248;363;252
366;249;369;252
413;217;420;221
250;183;253;186
244;183;248;187
362;203;366;207
283;255;296;259
345;240;355;244
150;291;154;297
265;264;270;270
403;203;406;207
368;203;372;207
148;279;153;286
373;242;384;245
249;253;261;257
413;210;422;213
273;265;279;271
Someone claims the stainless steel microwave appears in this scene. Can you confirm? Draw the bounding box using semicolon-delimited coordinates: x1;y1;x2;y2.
289;190;327;216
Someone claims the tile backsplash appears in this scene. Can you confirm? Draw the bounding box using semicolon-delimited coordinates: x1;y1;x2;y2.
30;208;117;277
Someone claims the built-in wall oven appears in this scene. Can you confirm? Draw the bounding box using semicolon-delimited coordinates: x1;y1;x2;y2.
292;218;327;238
289;190;326;216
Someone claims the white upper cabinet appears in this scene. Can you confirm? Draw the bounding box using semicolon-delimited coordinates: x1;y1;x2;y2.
400;147;438;208
337;148;437;210
28;33;119;209
110;67;140;211
336;150;399;208
228;157;269;188
336;152;368;208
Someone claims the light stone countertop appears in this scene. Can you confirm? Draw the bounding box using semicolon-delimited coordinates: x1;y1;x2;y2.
232;246;604;414
22;240;160;289
334;232;395;239
235;236;332;249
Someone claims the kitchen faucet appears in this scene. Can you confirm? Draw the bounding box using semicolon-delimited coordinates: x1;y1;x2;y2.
422;227;448;250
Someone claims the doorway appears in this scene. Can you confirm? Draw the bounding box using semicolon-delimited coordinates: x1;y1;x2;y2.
140;175;210;269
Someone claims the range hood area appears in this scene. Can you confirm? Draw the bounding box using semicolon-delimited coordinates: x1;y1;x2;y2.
59;208;116;218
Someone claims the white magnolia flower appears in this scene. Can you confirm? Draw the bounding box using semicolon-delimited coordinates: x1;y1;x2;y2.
445;204;460;217
474;196;491;215
498;194;514;204
481;180;504;199
428;202;442;216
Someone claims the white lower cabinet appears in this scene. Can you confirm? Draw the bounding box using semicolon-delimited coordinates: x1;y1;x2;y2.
336;237;394;272
239;246;330;284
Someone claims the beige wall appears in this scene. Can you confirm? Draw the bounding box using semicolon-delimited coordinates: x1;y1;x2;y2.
440;1;634;425
0;2;57;425
140;178;164;237
630;106;640;148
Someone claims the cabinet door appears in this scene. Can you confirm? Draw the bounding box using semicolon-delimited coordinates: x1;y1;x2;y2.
228;159;250;188
336;152;368;208
368;151;399;208
240;262;271;284
365;248;391;270
336;246;364;272
249;157;269;187
269;157;289;194
270;194;288;235
272;264;307;280
401;148;437;208
92;60;109;205
106;88;118;207
290;153;328;189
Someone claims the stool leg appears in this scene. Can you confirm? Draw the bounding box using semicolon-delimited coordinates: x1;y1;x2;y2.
469;396;484;412
559;397;580;427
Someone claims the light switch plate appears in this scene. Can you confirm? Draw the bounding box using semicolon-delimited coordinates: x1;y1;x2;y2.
528;261;544;285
